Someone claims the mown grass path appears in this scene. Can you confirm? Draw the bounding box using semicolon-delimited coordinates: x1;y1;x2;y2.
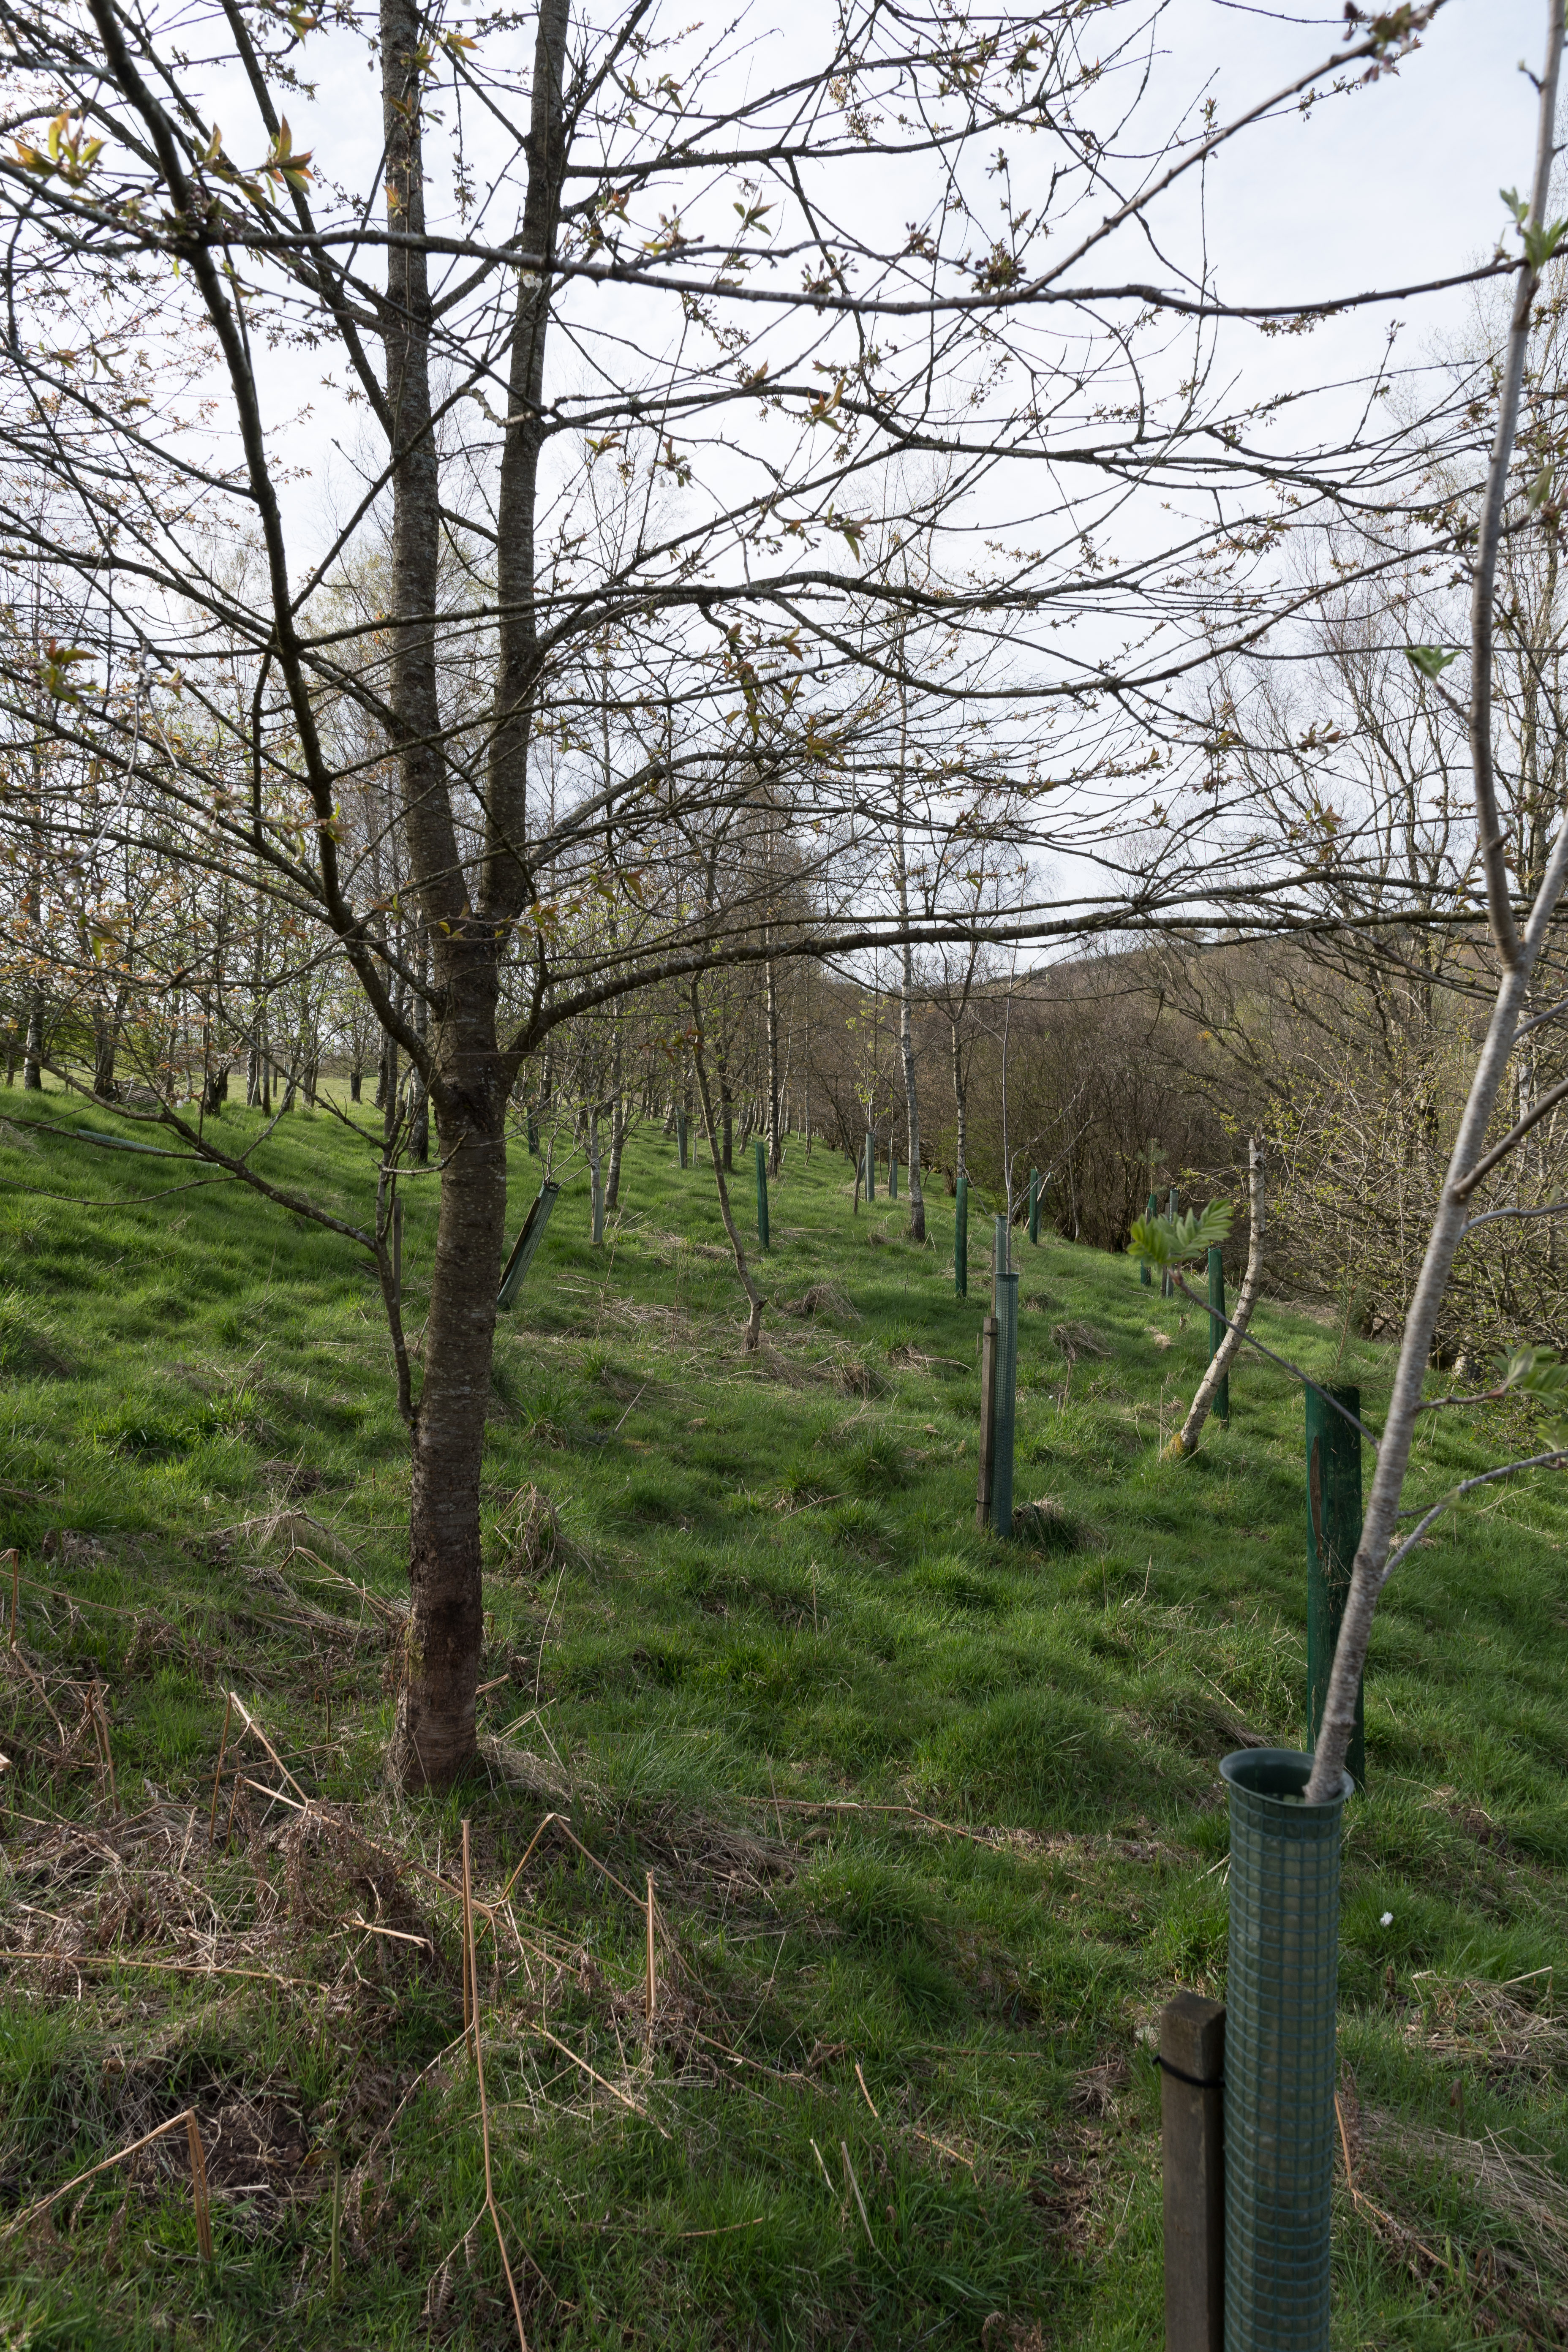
1;1102;1565;2347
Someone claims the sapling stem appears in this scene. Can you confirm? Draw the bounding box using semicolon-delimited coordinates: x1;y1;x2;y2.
1306;0;1568;1802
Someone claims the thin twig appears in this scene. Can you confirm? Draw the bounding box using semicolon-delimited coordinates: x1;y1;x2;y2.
207;1693;232;1846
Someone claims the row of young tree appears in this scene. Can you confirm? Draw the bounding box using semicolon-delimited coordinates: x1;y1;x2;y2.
3;0;1567;1796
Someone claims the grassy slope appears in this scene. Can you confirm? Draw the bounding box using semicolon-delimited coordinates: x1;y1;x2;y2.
0;1095;1565;2350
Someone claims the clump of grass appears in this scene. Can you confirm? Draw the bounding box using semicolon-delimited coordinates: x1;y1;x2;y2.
1013;1495;1084;1553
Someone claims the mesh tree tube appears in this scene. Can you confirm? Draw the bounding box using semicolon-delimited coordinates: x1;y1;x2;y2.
1220;1749;1350;2352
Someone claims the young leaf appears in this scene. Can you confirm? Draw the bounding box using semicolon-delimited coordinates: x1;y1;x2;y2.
1404;644;1460;680
1129;1200;1234;1271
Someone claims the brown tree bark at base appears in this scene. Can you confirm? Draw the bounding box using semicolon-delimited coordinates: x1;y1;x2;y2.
387;1068;508;1791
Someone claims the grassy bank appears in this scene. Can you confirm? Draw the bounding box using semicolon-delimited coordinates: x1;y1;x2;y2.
1;1097;1565;2348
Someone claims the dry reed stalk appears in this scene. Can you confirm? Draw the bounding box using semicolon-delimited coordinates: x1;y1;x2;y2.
645;1873;656;2041
225;1690;310;1804
186;2113;213;2262
463;1820;530;2352
91;1688;118;1812
840;2143;876;2247
2;2107;197;2239
528;2023;666;2131
0;1949;321;1990
461;1818;475;2054
207;1692;232;1846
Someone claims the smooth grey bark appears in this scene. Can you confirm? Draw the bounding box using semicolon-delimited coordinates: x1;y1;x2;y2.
1307;0;1566;1800
1169;1140;1265;1458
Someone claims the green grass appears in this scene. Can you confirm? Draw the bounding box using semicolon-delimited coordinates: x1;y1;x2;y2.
0;1095;1565;2348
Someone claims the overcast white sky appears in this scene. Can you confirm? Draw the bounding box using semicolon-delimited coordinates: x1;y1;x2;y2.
1170;0;1545;307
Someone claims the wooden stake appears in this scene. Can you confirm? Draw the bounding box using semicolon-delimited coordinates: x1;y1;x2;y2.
645;1873;657;2036
208;1692;233;1846
186;2112;213;2263
1160;1992;1224;2352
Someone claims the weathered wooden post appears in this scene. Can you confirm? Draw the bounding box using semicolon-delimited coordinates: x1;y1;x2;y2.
992;1267;1018;1538
496;1181;562;1309
975;1312;998;1531
1161;1992;1225;2352
1207;1245;1230;1425
1028;1165;1039;1245
754;1135;770;1249
1307;1384;1366;1790
1141;1189;1157;1288
955;1174;969;1296
591;1167;606;1245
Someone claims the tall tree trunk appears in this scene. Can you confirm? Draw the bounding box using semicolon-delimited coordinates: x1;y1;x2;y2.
380;0;570;1791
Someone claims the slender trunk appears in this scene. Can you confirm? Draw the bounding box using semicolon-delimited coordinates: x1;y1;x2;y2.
1307;0;1565;1799
690;983;764;1350
93;1013;118;1100
1169;1141;1265;1458
22;990;42;1090
899;942;924;1243
351;1063;363;1103
410;923;430;1164
766;953;781;1175
950;1022;966;1180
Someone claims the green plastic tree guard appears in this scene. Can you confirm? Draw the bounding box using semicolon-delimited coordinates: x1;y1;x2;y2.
1220;1749;1351;2352
1306;1384;1365;1791
677;1109;688;1170
755;1135;770;1249
1142;1188;1157;1287
496;1181;561;1309
1208;1244;1230;1425
1028;1166;1039;1244
991;1269;1018;1537
865;1132;875;1201
890;1150;898;1199
1162;1184;1178;1298
955;1175;969;1296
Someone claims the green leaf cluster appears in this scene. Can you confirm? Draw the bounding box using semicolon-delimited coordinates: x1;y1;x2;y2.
1501;186;1568;272
1128;1199;1233;1271
1494;1342;1568;1410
